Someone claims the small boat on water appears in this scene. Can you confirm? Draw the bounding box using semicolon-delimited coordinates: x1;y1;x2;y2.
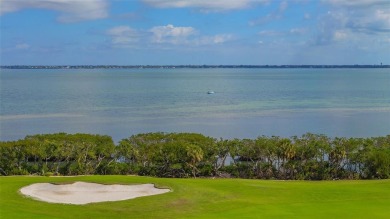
207;91;215;94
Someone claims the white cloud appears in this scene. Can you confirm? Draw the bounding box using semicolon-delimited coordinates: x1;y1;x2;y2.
195;34;233;45
150;24;196;44
279;1;288;12
106;26;139;45
304;13;311;19
211;34;232;44
322;0;389;7
322;0;390;33
258;28;306;37
290;28;307;34
149;24;233;46
15;43;31;50
104;24;232;48
259;30;283;37
142;0;269;11
313;0;390;46
249;1;288;26
375;9;390;21
333;30;348;41
0;0;108;23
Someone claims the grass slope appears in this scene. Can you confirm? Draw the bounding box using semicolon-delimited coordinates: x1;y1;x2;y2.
1;176;389;219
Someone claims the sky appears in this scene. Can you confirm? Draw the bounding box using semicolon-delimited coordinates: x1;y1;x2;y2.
0;0;389;65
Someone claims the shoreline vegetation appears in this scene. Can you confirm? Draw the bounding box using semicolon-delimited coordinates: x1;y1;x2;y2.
1;64;390;69
1;132;389;180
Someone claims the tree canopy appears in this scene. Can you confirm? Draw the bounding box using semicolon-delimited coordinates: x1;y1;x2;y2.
1;132;389;179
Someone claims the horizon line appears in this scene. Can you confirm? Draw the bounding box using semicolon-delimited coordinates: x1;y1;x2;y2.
1;64;389;69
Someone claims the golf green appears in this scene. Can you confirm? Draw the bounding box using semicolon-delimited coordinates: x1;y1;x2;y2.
1;176;389;218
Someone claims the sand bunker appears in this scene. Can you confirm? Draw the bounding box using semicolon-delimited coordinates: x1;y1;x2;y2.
20;182;170;205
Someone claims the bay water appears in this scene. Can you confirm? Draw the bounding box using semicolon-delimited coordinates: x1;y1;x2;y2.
1;68;389;142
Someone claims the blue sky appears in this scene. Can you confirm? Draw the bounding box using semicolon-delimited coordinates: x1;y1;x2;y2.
1;0;389;65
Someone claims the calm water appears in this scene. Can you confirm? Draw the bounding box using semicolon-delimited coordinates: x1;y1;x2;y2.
1;68;389;142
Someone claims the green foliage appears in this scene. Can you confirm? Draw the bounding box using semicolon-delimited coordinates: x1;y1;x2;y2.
0;133;115;176
1;132;390;180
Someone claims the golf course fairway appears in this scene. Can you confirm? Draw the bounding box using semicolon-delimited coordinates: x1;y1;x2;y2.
1;176;389;218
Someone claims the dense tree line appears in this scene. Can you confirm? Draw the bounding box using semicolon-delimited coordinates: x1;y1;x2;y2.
1;132;389;179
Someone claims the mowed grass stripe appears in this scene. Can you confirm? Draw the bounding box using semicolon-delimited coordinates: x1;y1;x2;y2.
1;176;389;218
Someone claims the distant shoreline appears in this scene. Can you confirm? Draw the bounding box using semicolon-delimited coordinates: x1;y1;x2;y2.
1;64;389;69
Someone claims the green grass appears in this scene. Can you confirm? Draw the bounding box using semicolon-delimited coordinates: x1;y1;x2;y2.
1;176;389;219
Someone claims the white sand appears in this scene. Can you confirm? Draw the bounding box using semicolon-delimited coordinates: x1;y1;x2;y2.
20;182;170;205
